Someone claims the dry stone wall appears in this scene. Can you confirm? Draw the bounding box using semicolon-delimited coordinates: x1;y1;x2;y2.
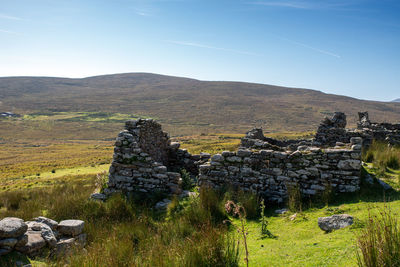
0;217;86;257
106;119;209;196
199;137;362;203
357;111;400;146
106;112;398;201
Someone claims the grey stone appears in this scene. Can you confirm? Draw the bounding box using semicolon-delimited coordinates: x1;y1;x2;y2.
338;160;361;170
58;220;85;237
0;246;12;256
90;193;107;201
211;154;224;162
0;237;18;248
15;233;28;247
34;216;58;230
274;208;288;214
53;237;78;257
39;223;57;247
0;217;28;238
155;199;171;210
15;230;46;255
318;214;354;232
170;142;180;150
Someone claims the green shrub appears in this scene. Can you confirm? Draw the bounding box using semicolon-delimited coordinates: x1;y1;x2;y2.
357;206;400;267
180;168;193;190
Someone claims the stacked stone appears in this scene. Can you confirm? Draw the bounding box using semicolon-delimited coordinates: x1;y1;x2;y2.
199;137;362;203
0;217;86;257
168;141;210;175
106;119;182;196
356;111;400;146
0;217;28;256
314;112;349;147
241;128;312;151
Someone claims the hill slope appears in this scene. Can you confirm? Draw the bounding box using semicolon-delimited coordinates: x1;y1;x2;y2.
1;73;400;135
392;98;400;103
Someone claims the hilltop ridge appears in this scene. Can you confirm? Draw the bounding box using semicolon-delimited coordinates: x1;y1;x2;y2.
1;73;400;134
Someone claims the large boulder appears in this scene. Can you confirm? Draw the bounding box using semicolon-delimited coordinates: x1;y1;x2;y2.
318;214;354;232
58;220;84;236
0;217;28;238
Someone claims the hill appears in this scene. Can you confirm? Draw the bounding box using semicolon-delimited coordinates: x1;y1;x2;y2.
392;98;400;103
1;73;400;136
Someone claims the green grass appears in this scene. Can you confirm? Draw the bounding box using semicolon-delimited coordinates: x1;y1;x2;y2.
233;203;379;267
0;180;239;267
0;164;110;192
362;142;400;190
23;111;148;123
1;130;400;266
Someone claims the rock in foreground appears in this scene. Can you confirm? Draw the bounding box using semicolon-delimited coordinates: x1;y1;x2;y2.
0;217;28;238
318;214;353;232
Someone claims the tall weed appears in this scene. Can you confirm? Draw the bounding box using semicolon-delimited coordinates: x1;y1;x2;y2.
357;205;400;267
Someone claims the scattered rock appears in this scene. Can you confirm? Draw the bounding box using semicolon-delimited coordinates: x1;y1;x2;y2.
155;199;172;210
90;193;107;201
275;209;288;215
318;214;354;232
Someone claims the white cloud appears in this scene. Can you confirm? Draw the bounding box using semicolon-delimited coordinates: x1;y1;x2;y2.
278;36;341;58
0;14;22;20
165;40;263;56
0;29;19;35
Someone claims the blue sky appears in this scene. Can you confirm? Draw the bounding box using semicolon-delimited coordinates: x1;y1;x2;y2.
0;0;399;101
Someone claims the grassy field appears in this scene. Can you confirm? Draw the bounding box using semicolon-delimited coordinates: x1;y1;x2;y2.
1;124;400;266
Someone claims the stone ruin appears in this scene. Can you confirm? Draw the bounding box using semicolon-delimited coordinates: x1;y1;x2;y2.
105;119;210;196
357;111;400;146
104;112;399;203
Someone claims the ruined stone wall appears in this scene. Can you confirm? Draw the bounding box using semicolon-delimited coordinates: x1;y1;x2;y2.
106;119;209;196
199;137;362;203
357;112;400;146
125;119;170;165
240;128;312;151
